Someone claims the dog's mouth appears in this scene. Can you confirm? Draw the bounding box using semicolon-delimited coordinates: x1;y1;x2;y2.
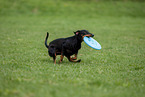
82;34;94;41
83;34;94;38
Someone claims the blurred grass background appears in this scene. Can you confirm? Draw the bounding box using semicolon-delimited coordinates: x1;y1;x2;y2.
0;0;145;17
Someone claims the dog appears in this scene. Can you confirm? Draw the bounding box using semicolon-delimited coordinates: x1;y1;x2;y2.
45;30;94;64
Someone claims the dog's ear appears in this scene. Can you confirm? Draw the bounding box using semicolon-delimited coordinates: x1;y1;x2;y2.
74;30;80;35
74;32;79;35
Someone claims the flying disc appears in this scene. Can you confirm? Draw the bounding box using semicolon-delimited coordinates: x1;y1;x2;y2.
83;36;101;50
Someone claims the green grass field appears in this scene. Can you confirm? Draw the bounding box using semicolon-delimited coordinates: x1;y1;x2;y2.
0;0;145;97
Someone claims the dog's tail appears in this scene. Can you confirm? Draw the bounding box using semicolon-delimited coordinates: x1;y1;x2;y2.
45;32;49;48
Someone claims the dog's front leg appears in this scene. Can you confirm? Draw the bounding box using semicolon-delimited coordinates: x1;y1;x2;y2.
67;56;81;63
71;53;78;60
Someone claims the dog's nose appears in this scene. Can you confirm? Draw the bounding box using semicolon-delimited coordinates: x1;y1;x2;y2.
91;34;94;37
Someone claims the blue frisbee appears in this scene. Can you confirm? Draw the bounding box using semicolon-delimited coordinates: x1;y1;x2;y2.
83;36;101;50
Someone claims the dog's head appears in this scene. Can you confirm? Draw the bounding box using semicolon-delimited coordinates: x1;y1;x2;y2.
74;30;94;41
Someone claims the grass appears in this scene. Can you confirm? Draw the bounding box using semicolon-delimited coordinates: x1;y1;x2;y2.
0;0;145;97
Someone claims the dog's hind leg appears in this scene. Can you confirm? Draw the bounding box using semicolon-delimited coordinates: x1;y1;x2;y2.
59;51;64;64
59;55;64;64
53;52;57;64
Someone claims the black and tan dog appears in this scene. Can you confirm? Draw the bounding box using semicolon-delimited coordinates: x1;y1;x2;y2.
45;30;94;64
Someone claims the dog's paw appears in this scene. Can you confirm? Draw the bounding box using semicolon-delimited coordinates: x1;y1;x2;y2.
77;59;81;62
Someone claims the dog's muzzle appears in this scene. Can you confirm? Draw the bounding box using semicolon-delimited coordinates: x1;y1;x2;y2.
91;34;94;37
82;34;94;41
83;34;94;38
